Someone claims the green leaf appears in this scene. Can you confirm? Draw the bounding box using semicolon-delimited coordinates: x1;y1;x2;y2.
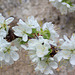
39;29;50;39
32;29;37;34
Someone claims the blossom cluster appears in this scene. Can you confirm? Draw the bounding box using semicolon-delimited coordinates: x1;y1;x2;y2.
0;13;75;75
13;16;59;74
49;0;75;14
0;13;19;66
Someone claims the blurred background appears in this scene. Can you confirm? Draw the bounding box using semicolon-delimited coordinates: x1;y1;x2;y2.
0;0;75;75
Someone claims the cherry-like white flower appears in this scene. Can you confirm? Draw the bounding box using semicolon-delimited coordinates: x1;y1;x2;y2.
0;13;14;31
36;37;50;57
0;37;19;65
42;22;59;42
26;16;40;31
4;46;19;64
12;19;32;42
55;34;75;66
35;57;58;74
21;36;50;62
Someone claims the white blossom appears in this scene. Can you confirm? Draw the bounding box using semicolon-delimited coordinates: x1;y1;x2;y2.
0;37;19;65
35;57;58;74
22;36;50;55
42;22;59;42
0;13;14;32
4;46;19;64
55;34;75;66
26;16;40;31
12;19;32;42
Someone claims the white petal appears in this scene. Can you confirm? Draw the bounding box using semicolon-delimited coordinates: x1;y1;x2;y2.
22;34;28;42
10;51;19;61
0;14;5;24
6;17;14;25
17;19;26;26
44;66;54;74
36;45;49;57
12;26;23;37
26;27;32;34
0;51;4;61
50;30;59;42
64;35;70;42
4;53;10;62
70;55;75;65
54;52;63;62
50;62;58;69
27;16;39;28
61;42;72;50
42;22;53;31
49;57;54;61
21;45;28;50
0;29;7;37
62;50;71;59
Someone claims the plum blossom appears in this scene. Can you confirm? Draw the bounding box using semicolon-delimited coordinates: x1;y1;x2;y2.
42;22;59;42
12;19;32;42
0;37;19;65
4;45;19;65
21;36;50;60
25;16;40;31
35;57;58;74
21;36;58;74
0;13;14;31
55;34;75;66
